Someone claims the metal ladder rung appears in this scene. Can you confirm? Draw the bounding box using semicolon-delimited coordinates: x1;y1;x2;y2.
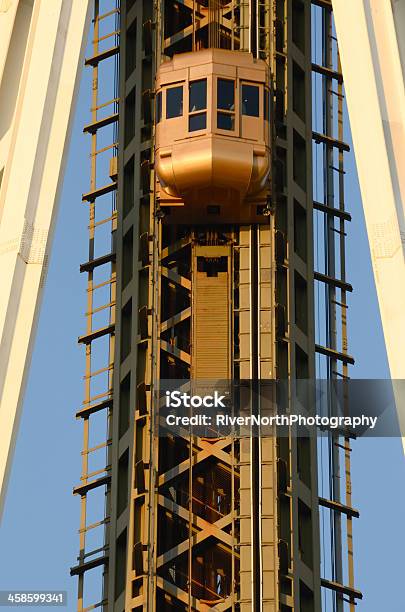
73;474;111;497
70;554;109;576
78;323;115;345
85;45;119;66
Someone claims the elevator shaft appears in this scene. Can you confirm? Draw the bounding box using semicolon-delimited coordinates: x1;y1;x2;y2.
69;3;363;611
140;225;279;611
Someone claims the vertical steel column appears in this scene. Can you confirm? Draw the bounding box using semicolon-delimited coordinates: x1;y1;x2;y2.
112;0;157;608
322;9;343;612
272;0;322;609
77;3;100;604
337;49;355;612
257;224;278;612
237;227;254;612
312;0;361;608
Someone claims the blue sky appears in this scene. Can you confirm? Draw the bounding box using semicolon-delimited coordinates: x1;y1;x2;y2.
1;37;404;612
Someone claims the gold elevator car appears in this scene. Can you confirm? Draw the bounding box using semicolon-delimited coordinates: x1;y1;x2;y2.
155;49;271;224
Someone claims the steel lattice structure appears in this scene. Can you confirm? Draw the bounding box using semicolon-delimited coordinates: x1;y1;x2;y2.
69;1;361;611
1;1;404;611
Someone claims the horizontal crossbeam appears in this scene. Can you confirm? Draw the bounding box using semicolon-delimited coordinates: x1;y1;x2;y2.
73;474;111;496
76;398;113;419
313;131;350;152
315;344;355;365
312;62;343;83
78;324;115;345
83;113;119;134
319;496;360;519
80;252;116;273
321;578;362;600
314;271;353;293
82;181;117;202
313;200;352;222
70;554;108;576
85;45;119;66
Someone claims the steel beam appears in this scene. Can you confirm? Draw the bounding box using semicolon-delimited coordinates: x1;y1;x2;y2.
0;0;92;521
333;0;405;446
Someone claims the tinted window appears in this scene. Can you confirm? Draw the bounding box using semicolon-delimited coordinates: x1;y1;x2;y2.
189;112;206;132
242;84;259;117
218;79;235;110
166;86;183;119
156;91;162;123
189;79;207;112
217;112;234;131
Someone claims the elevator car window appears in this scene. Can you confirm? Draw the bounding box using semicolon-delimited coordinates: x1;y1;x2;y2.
189;79;207;112
218;79;235;111
242;84;259;117
166;86;183;119
217;78;235;131
189;112;207;132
